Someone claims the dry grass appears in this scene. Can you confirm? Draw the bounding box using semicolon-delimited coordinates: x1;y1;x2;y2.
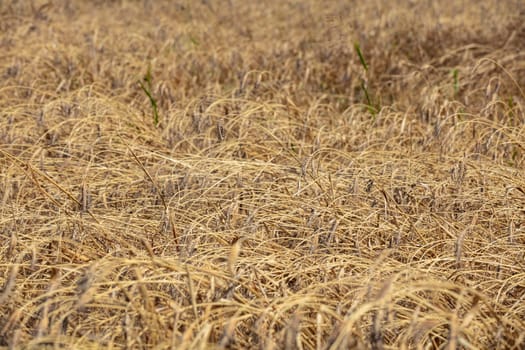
1;0;525;349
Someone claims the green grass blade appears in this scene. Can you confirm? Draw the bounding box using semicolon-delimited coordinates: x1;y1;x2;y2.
138;67;159;127
354;42;368;72
452;68;459;96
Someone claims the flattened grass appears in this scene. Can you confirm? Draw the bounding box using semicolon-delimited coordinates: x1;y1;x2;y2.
1;0;524;348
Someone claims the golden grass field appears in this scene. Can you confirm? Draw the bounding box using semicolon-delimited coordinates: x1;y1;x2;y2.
1;0;524;348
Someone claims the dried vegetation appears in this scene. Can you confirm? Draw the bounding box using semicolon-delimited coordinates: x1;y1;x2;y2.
1;0;525;348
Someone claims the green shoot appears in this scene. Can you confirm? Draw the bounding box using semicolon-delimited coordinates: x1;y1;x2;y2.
138;66;159;127
452;68;459;96
189;35;199;46
354;42;368;71
354;42;377;116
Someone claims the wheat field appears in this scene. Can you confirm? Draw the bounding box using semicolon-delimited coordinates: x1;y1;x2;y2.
1;0;524;349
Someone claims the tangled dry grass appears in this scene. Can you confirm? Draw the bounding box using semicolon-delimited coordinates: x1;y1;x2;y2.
1;0;525;348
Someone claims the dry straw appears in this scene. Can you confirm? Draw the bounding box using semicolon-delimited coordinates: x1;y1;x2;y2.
1;0;524;348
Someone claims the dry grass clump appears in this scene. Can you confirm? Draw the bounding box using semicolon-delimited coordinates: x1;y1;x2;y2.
1;0;524;348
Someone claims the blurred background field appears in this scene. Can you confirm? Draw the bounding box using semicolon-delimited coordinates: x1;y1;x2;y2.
1;0;524;348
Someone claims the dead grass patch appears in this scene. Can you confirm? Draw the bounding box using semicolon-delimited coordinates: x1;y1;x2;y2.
1;0;524;348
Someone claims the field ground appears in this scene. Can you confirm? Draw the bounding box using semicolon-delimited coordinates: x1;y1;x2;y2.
1;0;525;348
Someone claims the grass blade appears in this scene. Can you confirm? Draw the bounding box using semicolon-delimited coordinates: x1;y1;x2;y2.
354;42;368;72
